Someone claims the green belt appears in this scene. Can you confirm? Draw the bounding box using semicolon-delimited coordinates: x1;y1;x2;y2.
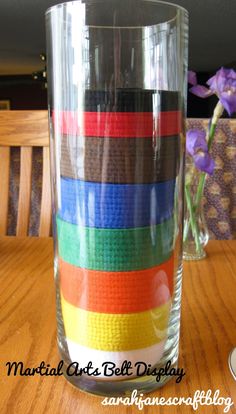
57;216;174;271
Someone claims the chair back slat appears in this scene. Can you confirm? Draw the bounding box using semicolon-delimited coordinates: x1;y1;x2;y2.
39;147;52;236
0;147;10;235
16;147;33;236
0;110;51;236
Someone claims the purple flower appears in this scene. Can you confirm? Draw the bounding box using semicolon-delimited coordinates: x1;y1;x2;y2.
188;71;197;86
189;67;236;116
192;152;215;175
186;129;215;175
186;129;208;156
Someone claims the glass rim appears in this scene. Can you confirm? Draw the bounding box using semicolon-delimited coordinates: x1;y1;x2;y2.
45;0;188;20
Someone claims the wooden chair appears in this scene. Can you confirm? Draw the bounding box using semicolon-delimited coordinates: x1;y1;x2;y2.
0;110;51;236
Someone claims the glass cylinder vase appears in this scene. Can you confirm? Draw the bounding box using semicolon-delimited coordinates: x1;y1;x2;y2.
46;0;188;396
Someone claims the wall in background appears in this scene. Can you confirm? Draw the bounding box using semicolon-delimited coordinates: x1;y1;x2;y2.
0;73;235;118
0;76;47;110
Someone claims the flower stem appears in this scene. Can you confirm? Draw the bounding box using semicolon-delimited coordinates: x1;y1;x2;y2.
207;121;217;151
193;120;217;207
194;172;206;207
183;116;217;245
184;184;201;252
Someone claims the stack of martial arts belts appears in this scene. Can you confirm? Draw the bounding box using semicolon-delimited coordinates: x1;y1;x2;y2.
56;89;181;378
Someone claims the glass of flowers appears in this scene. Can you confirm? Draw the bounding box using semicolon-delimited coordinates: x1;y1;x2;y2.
183;67;236;260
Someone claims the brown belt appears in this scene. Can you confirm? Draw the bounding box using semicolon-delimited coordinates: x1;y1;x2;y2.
60;135;180;183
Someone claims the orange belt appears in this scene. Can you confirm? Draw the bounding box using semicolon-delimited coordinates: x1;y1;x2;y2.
59;255;174;314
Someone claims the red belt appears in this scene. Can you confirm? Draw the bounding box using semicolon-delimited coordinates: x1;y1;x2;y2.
53;111;182;137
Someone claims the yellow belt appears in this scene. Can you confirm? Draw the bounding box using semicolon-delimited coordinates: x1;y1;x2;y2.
61;293;171;352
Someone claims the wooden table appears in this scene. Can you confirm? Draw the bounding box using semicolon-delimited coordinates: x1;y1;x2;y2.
0;237;236;414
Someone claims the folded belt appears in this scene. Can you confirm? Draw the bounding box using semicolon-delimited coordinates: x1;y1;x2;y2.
53;111;182;137
57;215;174;271
59;178;175;228
66;339;166;376
59;255;174;313
55;89;181;112
61;293;171;351
60;135;180;183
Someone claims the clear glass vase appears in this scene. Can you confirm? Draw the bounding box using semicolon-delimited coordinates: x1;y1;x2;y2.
46;0;188;396
183;164;209;261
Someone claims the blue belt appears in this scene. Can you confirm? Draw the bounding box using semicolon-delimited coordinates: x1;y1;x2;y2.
59;177;176;228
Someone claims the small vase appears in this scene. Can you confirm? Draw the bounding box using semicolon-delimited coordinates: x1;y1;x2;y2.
183;164;209;261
